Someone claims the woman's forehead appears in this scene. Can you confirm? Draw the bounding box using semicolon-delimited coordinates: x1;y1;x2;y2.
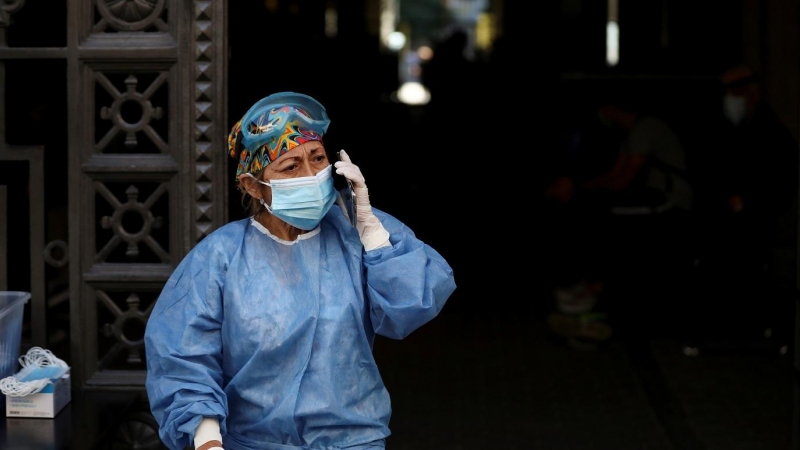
269;141;326;165
287;141;325;156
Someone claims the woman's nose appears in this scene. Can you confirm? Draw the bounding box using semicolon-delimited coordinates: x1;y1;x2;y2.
298;158;316;177
294;165;310;178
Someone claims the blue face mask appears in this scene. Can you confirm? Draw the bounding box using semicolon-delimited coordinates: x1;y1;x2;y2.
254;164;337;230
17;364;69;382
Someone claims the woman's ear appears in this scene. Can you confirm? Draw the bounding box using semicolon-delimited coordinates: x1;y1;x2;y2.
238;173;263;199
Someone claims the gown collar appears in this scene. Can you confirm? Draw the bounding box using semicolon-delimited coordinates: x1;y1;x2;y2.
249;216;320;245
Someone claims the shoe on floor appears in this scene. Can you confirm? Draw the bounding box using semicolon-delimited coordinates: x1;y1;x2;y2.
547;312;613;342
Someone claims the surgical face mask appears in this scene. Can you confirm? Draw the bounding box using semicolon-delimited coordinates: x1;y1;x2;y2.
723;94;747;126
251;164;337;230
17;365;69;382
0;363;69;397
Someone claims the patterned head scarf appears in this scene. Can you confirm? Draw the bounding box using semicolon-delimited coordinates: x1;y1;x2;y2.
228;92;330;182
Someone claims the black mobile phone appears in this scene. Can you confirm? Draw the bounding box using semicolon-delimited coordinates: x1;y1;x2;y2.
337;150;358;227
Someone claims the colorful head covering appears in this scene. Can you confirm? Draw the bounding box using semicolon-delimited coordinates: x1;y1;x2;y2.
228;92;330;181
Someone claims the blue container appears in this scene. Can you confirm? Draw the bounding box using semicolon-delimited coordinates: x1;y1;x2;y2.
0;291;31;379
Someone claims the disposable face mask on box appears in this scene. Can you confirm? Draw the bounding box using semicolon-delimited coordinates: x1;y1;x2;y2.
0;347;69;397
16;365;69;383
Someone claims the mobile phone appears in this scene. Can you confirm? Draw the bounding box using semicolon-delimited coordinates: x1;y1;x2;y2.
337;150;358;227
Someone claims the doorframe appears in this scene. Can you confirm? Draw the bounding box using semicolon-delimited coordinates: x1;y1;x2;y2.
0;147;46;346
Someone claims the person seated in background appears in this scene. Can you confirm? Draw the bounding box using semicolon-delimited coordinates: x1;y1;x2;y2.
540;94;693;349
579;102;693;213
685;63;799;350
716;63;797;222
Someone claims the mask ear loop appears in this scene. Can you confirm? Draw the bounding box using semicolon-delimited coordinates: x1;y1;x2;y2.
245;173;273;212
245;172;271;188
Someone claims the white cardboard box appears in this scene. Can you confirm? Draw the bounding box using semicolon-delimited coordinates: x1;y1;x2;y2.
5;373;71;418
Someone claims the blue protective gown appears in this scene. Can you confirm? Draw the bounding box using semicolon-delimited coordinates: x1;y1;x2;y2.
144;202;456;450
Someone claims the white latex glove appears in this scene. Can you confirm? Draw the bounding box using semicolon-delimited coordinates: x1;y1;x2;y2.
334;150;391;251
194;417;224;450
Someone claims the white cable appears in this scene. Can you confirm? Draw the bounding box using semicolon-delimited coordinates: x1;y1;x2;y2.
0;347;69;397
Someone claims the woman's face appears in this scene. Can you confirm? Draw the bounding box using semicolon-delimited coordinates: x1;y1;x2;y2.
237;140;330;211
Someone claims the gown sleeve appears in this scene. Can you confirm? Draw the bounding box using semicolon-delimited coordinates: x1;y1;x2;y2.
363;209;457;340
144;238;230;450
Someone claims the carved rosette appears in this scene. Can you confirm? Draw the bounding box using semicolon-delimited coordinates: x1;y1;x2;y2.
97;291;154;370
96;72;168;152
194;1;215;240
94;0;168;32
95;182;169;263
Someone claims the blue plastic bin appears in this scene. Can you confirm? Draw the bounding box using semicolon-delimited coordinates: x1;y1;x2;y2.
0;291;30;379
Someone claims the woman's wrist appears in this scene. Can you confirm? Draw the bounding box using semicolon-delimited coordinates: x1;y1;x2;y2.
194;417;222;449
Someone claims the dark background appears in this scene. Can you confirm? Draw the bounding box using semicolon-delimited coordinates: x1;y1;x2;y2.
2;0;799;448
223;2;800;448
226;0;797;319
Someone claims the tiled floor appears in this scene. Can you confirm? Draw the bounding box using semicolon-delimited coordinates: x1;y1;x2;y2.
374;308;795;450
1;305;795;450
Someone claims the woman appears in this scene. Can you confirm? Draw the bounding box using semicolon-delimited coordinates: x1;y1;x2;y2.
144;91;456;450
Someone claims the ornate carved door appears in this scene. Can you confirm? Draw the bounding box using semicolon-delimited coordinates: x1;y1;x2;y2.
0;0;228;390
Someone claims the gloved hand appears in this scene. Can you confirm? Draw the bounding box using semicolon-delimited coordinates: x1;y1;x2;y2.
334;150;391;251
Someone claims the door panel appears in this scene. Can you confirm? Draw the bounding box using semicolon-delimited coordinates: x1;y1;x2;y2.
0;0;227;390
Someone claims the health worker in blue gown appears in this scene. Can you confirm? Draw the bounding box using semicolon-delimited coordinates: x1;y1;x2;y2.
144;91;457;450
